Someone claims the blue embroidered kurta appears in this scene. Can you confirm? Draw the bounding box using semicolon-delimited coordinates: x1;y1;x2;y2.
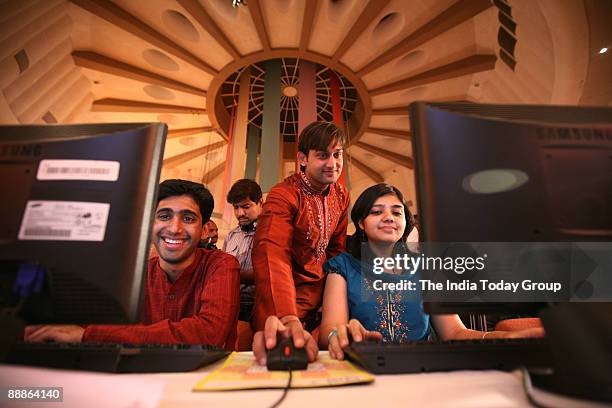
324;252;430;342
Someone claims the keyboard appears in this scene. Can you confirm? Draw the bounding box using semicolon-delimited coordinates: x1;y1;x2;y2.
345;338;552;374
6;342;230;373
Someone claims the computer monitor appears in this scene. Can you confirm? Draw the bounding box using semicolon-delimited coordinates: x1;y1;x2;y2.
408;102;612;314
0;123;166;325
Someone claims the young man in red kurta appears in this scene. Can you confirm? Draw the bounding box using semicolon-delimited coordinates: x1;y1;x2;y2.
25;179;240;349
252;122;350;363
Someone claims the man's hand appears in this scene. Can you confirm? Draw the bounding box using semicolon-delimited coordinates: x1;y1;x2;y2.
252;316;318;365
327;319;382;360
24;325;85;343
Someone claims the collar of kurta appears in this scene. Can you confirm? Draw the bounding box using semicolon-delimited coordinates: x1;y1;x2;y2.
297;171;331;195
157;248;204;283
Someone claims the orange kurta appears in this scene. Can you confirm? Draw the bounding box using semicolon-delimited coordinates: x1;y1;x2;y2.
252;173;349;331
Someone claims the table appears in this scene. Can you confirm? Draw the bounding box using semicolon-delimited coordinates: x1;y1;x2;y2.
0;352;533;408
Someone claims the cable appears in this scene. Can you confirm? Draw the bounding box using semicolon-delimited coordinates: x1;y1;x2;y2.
521;366;550;408
269;369;292;408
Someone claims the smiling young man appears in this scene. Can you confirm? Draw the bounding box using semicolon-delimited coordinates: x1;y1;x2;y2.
25;179;240;348
251;121;350;363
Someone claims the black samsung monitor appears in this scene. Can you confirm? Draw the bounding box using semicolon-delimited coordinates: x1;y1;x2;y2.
409;102;612;314
0;123;166;325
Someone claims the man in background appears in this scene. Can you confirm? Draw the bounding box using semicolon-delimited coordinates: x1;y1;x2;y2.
224;179;263;349
200;220;219;250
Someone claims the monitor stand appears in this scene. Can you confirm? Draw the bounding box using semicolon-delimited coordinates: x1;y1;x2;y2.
525;370;611;408
0;313;24;361
525;303;612;405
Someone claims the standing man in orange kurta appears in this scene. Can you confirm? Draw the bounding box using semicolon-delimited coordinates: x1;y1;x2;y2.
251;121;350;364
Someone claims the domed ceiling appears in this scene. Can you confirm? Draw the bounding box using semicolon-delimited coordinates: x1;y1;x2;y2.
0;0;610;233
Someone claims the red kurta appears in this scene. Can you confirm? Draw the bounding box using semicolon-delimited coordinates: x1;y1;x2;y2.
82;248;240;349
252;173;349;330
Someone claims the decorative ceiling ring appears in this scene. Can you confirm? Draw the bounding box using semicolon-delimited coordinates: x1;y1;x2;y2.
206;49;372;146
221;57;357;142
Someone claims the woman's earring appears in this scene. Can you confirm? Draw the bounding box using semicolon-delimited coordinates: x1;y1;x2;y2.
360;230;368;242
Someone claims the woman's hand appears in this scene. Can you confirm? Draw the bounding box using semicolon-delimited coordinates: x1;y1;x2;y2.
327;319;382;360
498;326;545;339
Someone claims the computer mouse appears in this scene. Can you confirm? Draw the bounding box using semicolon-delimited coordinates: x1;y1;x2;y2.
266;335;308;371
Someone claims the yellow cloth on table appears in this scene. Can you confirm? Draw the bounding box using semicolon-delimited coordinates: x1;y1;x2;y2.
193;352;374;391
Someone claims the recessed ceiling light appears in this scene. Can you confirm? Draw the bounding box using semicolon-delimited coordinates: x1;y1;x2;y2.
599;47;608;54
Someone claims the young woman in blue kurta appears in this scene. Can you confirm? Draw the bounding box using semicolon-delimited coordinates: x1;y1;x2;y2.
319;184;544;360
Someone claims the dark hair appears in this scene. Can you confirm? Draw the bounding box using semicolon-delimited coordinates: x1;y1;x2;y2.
227;179;262;204
298;121;346;155
348;183;414;261
157;179;214;225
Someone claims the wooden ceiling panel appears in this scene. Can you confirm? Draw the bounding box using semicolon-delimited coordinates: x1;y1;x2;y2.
92;98;205;115
299;0;318;52
370;72;476;109
369;54;496;96
162;151;226;190
348;155;384;183
334;0;390;60
383;168;417;211
111;0;233;70
369;115;411;131
167;126;214;139
198;0;263;55
356;0;492;75
348;145;398;175
478;69;541;104
259;0;305;49
308;0;370;57
359;132;413;158
77;111;211;128
17;68;81;123
347;165;379;204
7;51;73;116
163;140;225;166
69;0;217;74
163;130;224;158
341;0;455;71
246;0;270;51
498;5;555;100
68;12;214;90
361;20;478;90
79;67;207;108
46;76;91;123
354;140;413;168
73;51;207;96
472;6;498;53
365;127;410;140
64;92;95;123
0;0;64;47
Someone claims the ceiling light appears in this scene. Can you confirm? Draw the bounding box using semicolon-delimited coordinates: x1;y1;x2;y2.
599;47;608;54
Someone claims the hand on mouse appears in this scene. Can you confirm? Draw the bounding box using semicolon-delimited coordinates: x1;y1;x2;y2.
252;315;319;365
326;319;382;360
